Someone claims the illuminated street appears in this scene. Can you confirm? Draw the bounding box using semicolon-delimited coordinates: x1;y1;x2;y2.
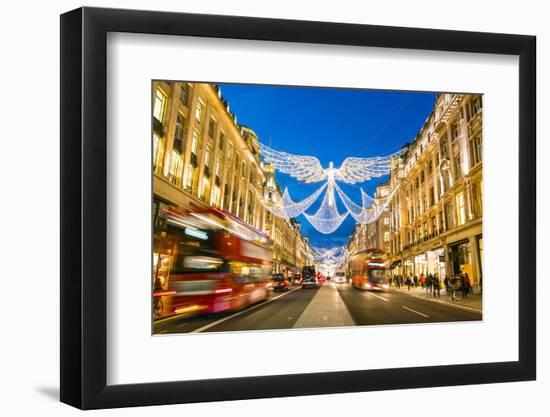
154;283;481;334
152;82;483;333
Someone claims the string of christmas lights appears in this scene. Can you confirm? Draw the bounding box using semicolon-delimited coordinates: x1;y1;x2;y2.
257;143;402;234
303;181;349;234
311;245;349;269
260;143;401;185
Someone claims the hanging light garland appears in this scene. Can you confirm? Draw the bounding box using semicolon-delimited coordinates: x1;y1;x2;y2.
260;143;401;185
258;144;402;234
256;182;327;220
303;180;349;234
311;245;349;269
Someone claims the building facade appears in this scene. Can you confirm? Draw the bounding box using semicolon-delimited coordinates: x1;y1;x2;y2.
152;81;311;279
347;182;392;255
348;93;483;292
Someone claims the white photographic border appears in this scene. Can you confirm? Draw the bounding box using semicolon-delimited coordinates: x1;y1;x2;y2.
106;32;519;385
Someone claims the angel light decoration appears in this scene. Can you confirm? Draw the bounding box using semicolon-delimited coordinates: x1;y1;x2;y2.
258;144;402;234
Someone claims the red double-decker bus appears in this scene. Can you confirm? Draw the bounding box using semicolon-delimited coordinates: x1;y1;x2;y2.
153;206;273;319
350;248;389;291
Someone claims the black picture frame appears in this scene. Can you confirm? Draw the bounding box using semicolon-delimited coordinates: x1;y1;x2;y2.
60;6;536;410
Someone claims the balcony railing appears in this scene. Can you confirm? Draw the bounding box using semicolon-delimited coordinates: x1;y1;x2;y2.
172;137;183;153
402;227;446;251
167;173;179;186
153;117;163;136
190;153;198;167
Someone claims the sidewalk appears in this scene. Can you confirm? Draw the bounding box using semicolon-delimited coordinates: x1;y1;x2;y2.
390;285;482;313
293;283;354;328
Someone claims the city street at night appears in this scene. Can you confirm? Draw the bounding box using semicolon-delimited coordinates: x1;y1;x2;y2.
152;82;484;333
154;283;481;334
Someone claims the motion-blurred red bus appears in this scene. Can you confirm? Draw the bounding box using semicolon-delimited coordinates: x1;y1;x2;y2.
153;206;273;318
350;248;389;291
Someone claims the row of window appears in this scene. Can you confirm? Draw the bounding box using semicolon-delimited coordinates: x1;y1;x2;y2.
399;182;482;249
153;85;282;232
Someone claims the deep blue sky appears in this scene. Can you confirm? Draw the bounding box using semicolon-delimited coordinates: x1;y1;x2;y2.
218;83;437;249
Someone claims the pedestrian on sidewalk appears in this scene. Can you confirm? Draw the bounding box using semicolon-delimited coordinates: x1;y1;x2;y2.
406;276;413;291
463;273;472;298
389;276;393;287
413;275;418;287
444;275;451;297
459;272;466;299
400;275;404;288
426;273;433;297
433;273;441;297
451;275;462;301
418;273;424;288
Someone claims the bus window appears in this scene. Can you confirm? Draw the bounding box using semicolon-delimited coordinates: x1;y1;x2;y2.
367;269;387;283
182;256;223;271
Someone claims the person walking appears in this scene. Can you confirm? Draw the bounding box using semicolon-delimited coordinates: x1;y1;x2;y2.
463;273;471;298
451;274;462;301
459;272;466;299
444;275;451;297
406;275;413;291
413;275;418;287
429;273;436;296
400;275;404;288
433;273;441;297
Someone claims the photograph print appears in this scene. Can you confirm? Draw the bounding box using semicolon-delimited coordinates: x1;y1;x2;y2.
151;81;483;335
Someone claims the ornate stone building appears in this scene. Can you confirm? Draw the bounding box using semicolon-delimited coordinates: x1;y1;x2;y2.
152;81;311;275
347;182;392;255
348;93;483;292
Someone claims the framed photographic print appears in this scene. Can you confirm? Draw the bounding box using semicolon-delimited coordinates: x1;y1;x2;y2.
60;6;536;409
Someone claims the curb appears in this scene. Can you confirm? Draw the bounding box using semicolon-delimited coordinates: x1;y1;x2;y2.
396;290;483;314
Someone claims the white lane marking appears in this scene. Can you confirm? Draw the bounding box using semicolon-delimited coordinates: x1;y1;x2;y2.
154;311;195;326
191;287;301;333
401;305;429;318
366;292;390;302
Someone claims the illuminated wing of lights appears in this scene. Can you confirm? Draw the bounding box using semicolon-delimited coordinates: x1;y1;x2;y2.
260;144;327;183
335;150;401;184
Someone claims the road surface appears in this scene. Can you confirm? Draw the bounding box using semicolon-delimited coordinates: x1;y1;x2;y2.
153;283;481;334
